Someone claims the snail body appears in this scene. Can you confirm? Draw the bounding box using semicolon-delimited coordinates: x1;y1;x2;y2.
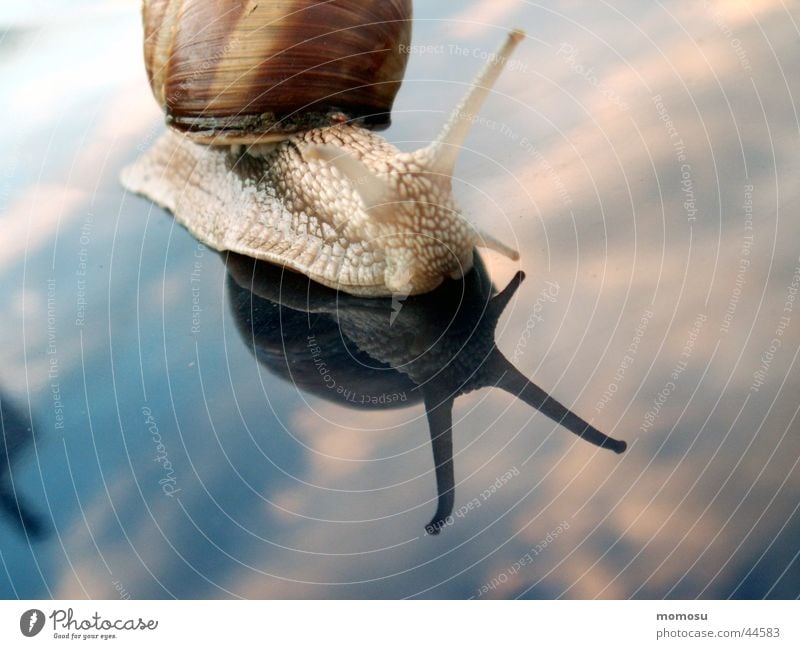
123;0;523;296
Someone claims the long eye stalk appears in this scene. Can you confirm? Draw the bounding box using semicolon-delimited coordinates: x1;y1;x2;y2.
424;29;526;178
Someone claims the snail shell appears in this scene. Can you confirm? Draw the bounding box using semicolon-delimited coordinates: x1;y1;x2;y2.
124;23;525;296
143;0;412;143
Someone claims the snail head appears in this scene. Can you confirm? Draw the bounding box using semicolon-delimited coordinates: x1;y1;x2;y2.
298;30;525;295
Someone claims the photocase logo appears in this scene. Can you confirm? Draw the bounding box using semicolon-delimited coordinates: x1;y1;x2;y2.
20;609;45;637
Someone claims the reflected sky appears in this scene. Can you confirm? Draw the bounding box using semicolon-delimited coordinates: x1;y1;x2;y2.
0;0;798;599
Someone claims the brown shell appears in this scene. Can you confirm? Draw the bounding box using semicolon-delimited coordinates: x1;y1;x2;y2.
142;0;413;143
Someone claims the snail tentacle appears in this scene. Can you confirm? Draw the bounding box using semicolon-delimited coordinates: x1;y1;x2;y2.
297;142;394;218
419;29;526;178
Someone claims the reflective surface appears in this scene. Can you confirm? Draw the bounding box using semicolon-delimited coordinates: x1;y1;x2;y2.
1;0;799;598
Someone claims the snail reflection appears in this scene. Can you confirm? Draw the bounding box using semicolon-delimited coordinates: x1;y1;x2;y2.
0;392;48;539
226;254;626;534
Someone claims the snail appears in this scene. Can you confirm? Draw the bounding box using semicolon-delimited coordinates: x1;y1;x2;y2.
226;253;627;534
122;0;524;296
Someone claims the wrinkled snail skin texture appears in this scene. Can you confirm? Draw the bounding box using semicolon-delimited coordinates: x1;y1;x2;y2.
122;30;525;297
122;125;475;296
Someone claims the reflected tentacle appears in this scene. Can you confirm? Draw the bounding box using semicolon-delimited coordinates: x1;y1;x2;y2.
423;388;456;535
488;270;526;322
488;352;627;454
